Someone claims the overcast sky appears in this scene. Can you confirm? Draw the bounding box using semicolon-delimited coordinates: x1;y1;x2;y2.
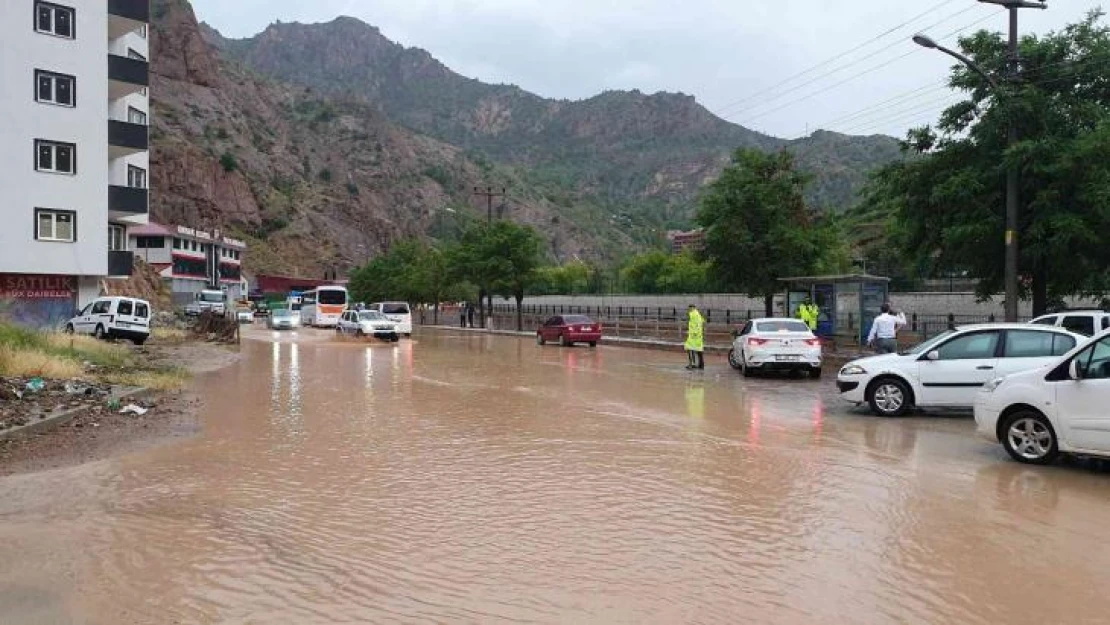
191;0;1100;139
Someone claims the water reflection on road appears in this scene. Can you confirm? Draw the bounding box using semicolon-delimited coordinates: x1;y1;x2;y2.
1;328;1109;624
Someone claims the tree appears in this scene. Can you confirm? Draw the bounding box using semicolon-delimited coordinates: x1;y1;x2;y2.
454;221;544;330
861;12;1110;315
696;148;829;315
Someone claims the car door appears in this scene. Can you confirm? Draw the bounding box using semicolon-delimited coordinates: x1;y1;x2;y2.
994;329;1077;378
1057;336;1110;452
87;299;112;334
543;317;561;341
341;311;354;334
916;329;1001;406
73;302;93;333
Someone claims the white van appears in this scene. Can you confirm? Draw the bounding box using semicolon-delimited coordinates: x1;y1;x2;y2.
66;296;152;345
369;302;413;336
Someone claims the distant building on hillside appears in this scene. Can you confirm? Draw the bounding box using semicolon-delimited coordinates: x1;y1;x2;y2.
127;222;247;306
667;229;706;255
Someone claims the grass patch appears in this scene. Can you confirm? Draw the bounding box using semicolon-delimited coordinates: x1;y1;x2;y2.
101;369;188;391
152;327;188;344
0;344;85;378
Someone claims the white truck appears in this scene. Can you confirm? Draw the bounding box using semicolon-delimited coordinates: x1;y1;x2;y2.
185;288;228;316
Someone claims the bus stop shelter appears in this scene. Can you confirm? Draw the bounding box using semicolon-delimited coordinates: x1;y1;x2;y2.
778;274;890;344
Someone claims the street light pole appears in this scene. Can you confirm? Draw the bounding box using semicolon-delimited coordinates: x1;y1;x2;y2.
913;0;1044;321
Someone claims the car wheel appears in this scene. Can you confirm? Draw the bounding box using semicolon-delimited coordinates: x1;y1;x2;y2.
728;348;741;370
809;366;822;379
64;324;75;335
559;334;569;347
132;337;146;346
867;377;912;417
740;354;754;378
94;325;107;340
589;341;597;348
356;329;365;338
1002;411;1060;465
391;335;399;343
536;334;545;345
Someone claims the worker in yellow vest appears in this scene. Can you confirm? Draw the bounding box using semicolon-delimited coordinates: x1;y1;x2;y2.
685;304;705;370
797;298;820;332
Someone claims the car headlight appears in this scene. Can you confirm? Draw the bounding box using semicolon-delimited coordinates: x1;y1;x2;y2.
982;377;1006;393
840;364;867;376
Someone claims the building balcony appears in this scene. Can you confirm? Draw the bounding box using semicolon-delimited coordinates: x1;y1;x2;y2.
108;54;148;99
108;250;135;278
109;185;148;215
108;0;149;39
109;120;148;158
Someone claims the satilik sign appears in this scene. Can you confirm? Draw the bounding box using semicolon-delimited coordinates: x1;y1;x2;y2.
0;274;77;328
0;274;75;299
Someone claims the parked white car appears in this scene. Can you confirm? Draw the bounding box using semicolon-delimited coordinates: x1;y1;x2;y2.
976;330;1110;464
336;310;400;341
837;324;1083;417
1029;310;1110;337
368;302;413;336
729;318;823;378
65;296;152;345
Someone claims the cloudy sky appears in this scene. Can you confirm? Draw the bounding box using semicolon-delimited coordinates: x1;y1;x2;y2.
191;0;1099;139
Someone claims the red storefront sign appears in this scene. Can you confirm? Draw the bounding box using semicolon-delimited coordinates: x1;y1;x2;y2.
0;274;75;299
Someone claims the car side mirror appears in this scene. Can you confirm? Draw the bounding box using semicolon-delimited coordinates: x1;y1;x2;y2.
926;350;940;361
1069;360;1084;381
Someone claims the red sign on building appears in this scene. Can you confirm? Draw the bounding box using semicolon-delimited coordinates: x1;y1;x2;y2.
0;274;75;299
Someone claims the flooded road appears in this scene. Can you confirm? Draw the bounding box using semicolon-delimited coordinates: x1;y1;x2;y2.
3;328;1110;624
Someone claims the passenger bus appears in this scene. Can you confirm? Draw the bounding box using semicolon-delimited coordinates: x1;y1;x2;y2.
299;286;348;327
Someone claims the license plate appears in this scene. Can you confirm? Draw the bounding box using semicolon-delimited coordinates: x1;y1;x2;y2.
776;355;800;362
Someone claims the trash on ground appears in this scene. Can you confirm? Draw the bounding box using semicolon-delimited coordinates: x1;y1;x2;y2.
119;404;149;416
25;378;46;393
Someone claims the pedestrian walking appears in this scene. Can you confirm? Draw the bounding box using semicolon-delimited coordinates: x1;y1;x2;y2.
867;302;907;354
466;302;475;329
685;304;705;370
459;304;467;328
797;297;820;332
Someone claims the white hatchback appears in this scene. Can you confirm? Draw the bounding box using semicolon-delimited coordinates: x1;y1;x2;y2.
837;324;1083;417
976;330;1110;465
729;318;822;378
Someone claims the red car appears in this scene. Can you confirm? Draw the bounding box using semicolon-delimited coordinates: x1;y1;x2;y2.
536;315;602;347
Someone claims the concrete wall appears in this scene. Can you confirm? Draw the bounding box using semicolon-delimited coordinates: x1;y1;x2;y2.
0;0;109;277
520;293;1103;318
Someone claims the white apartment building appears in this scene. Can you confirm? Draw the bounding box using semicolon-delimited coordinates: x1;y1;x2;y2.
128;222;248;306
0;0;150;328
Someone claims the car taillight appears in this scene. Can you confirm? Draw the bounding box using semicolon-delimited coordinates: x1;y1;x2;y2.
805;338;822;346
748;337;768;346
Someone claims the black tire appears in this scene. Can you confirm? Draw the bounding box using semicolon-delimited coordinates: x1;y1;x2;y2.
589;341;597;348
809;366;822;379
356;329;365;338
64;324;75;335
537;334;546;346
728;348;741;370
94;325;107;341
390;335;399;343
1001;410;1060;465
559;334;570;347
867;377;913;417
132;337;146;346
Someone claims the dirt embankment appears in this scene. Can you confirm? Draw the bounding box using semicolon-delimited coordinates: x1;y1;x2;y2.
0;340;239;477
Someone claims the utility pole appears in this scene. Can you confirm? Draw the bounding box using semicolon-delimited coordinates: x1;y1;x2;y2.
473;186;506;224
979;0;1047;321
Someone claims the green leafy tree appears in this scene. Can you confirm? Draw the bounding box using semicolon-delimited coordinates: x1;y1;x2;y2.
861;12;1110;314
620;251;670;294
453;221;544;330
696;148;829;314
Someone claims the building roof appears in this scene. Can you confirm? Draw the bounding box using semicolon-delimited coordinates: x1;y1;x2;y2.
127;222;174;236
128;222;246;249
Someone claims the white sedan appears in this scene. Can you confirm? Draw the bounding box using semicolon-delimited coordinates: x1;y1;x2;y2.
729;318;823;378
976;330;1110;465
336;310;400;341
837;324;1083;417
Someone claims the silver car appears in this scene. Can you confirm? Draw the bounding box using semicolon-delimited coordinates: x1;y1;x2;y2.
267;308;300;330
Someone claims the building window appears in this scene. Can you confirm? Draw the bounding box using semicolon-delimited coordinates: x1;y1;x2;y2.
127;48;147;61
135;236;164;249
35;140;76;174
172;256;207;277
190;240;197;252
173;237;181;249
35;209;76;242
35;70;75;106
108;225;125;251
128;165;147;188
35;2;75;39
127;106;147;125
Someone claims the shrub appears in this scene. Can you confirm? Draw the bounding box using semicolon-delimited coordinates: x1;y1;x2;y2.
318;168;333;182
346;182;360;196
220;151;238;173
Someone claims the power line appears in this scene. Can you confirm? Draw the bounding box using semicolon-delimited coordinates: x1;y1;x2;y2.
833;94;964;134
716;3;988;121
710;0;961;114
797;81;951;137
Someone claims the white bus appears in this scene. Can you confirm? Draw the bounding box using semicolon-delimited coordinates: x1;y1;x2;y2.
300;286;348;327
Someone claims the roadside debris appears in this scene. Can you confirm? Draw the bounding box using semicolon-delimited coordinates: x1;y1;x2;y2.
0;377;117;433
119;404;149;416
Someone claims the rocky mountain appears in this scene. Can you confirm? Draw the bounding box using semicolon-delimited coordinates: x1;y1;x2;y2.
149;0;629;277
213;17;902;216
149;1;902;278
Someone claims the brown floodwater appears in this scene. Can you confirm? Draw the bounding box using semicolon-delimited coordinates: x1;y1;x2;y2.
2;328;1110;624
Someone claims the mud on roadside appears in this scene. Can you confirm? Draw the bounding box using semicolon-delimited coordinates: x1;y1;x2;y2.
0;340;240;476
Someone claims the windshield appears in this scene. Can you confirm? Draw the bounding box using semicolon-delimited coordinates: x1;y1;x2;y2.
902;330;956;356
564;315;592;324
359;311;387;321
756;320;810;333
382;303;410;315
199;292;223;303
272;309;292;318
318;290;347;306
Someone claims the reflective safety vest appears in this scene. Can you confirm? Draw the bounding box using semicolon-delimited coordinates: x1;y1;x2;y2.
798;303;819;330
685;310;705;352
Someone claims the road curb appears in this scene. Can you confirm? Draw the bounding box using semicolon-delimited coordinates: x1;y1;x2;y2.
0;387;152;441
419;325;865;369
